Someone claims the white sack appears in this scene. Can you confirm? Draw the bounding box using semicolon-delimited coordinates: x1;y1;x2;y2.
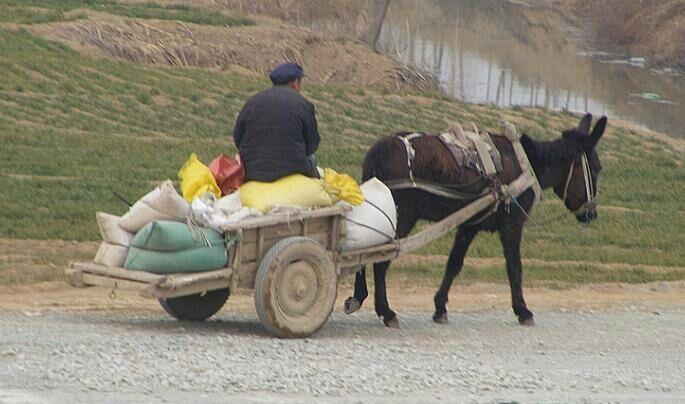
190;194;261;231
341;178;397;251
141;180;190;216
207;207;261;230
189;197;216;229
225;207;262;223
119;201;177;233
215;192;242;215
119;180;190;233
96;212;133;246
94;242;128;268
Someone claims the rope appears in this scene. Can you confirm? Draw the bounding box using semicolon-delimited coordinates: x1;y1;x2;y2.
108;280;118;299
343;198;402;258
186;216;212;247
112;191;133;207
344;218;395;242
159;276;178;299
224;231;243;249
364;199;398;238
508;193;591;242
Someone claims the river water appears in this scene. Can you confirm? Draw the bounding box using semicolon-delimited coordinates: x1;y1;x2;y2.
375;0;685;139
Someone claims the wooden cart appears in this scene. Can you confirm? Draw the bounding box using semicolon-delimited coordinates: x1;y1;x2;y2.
66;178;520;338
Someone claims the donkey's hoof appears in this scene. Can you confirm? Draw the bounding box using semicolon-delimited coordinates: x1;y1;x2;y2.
344;297;361;315
518;316;535;326
384;317;400;329
433;313;449;324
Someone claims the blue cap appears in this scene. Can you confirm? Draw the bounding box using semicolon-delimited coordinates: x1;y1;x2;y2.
269;63;304;85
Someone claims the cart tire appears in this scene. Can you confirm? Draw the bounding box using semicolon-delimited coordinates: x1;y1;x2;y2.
159;288;229;321
254;236;337;338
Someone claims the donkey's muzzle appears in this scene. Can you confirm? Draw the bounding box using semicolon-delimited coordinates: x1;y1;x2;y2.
576;208;597;223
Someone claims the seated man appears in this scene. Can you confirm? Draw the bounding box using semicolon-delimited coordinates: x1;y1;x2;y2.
233;63;321;183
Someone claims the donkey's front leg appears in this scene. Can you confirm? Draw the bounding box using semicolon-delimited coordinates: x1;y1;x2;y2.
499;223;534;325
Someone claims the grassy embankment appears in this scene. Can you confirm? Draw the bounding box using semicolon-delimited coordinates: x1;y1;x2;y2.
0;0;253;26
0;1;683;286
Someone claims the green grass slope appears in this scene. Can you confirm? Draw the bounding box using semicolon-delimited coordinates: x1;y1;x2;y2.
0;0;254;26
0;25;683;284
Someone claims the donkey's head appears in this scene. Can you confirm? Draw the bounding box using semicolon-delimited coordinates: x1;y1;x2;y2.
553;113;607;223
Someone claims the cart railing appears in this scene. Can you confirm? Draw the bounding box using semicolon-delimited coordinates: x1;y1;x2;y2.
219;205;349;232
66;262;232;299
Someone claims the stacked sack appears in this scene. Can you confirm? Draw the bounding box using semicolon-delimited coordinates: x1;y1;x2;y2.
125;221;227;274
119;180;190;233
339;178;397;251
93;213;134;267
239;169;364;213
239;174;332;213
93;180;191;268
91;151;371;270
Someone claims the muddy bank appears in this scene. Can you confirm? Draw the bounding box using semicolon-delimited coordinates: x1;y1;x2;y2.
120;0;389;44
538;0;685;69
22;8;436;92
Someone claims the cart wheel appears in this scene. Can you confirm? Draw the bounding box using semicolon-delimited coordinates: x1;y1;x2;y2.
159;288;229;321
254;236;337;338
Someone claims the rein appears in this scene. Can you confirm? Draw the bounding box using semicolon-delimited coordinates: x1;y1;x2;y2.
562;152;596;216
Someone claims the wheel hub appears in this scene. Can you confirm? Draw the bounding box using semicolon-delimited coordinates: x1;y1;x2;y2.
295;283;307;298
276;260;319;317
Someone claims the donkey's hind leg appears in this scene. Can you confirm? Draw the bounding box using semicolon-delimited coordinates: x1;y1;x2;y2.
344;267;368;314
372;261;399;328
343;261;399;327
344;201;418;325
370;209;418;328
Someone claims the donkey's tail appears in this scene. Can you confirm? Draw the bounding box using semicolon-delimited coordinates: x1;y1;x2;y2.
362;143;383;183
362;135;407;183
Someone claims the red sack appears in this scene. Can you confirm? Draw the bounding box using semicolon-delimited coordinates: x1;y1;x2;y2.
208;154;245;196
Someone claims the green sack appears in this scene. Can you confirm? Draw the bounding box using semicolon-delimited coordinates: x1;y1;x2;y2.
124;245;228;274
131;220;224;252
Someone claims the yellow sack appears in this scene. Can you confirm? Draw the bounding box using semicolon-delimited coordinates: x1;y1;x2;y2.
323;168;364;206
178;154;221;202
240;174;332;212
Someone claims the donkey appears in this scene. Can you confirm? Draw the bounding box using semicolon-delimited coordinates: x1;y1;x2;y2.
344;113;607;327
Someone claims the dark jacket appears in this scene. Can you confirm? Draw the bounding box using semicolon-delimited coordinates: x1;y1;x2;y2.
233;86;321;182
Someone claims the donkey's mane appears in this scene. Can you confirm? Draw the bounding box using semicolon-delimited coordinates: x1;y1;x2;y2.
521;134;572;166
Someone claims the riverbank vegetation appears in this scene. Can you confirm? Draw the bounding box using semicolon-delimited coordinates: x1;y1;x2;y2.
541;0;685;69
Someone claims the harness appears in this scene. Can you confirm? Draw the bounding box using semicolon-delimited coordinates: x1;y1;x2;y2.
390;122;542;222
398;133;423;187
562;152;596;216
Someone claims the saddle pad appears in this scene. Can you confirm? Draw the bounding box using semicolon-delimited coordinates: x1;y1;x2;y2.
439;123;502;176
437;133;482;172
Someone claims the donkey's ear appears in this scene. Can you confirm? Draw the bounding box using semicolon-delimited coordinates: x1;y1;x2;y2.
578;113;593;134
589;115;607;148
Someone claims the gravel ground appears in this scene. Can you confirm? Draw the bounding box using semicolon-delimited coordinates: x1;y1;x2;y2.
1;308;684;403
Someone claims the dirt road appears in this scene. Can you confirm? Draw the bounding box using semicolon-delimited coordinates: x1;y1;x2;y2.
1;282;685;402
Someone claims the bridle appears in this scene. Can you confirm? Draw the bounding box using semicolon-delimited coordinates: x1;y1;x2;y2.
562;151;597;218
